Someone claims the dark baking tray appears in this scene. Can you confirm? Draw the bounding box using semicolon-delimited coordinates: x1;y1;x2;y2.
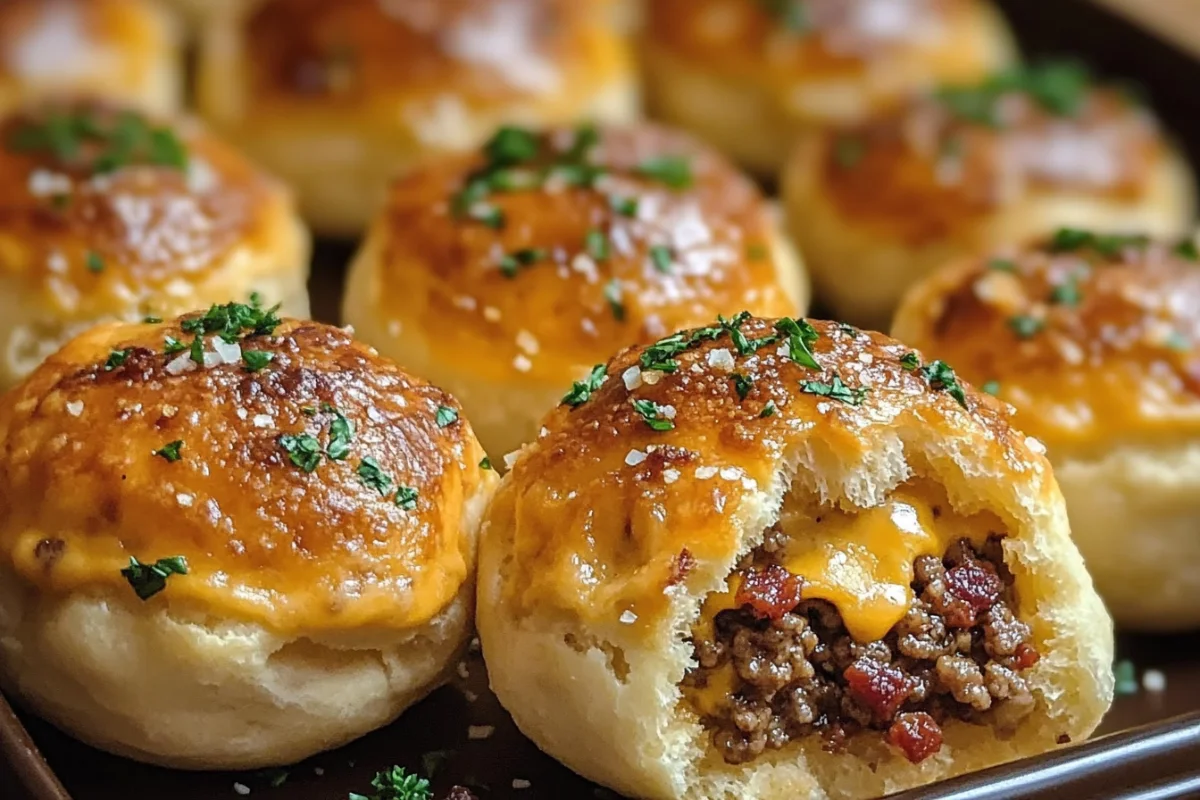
4;0;1200;797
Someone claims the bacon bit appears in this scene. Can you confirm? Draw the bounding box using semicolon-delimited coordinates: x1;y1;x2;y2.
844;657;914;721
1013;642;1041;669
942;560;1003;627
887;712;944;763
668;548;696;586
736;563;803;620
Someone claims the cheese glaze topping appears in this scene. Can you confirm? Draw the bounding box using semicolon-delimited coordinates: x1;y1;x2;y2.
244;0;627;114
373;124;799;383
494;316;1043;633
893;235;1200;449
0;316;495;633
0;101;288;318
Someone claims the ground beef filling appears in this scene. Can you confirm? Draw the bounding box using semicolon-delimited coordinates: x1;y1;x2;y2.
683;535;1040;765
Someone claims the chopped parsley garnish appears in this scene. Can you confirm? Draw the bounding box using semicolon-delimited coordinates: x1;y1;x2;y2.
1113;660;1138;696
563;364;607;407
988;258;1017;273
484;126;540;166
746;243;769;261
632;398;675;431
498;247;547;278
120;555;188;600
7;109;189;175
349;766;431;800
899;352;920;371
838;322;860;338
242;350;274;372
610;195;639;217
635;155;693;189
649;244;673;273
937;61;1092;127
1008;315;1045;339
143;315;162;324
1048;228;1149;258
435;405;458;428
1164;331;1190;352
799;375;867;406
1175;238;1199;261
164;336;186;355
181;298;282;341
775;317;820;370
586;228;610;260
1049;275;1083;306
326;411;355;460
394;485;419;510
758;0;808;31
920;360;969;409
85;250;104;273
280;433;322;473
640;334;689;372
732;373;753;400
155;440;183;462
479;456;492;470
189;334;205;365
357;457;393;496
104;348;131;371
759;400;777;418
466;203;504;229
604;279;625;321
833;136;866;169
982;380;1001;395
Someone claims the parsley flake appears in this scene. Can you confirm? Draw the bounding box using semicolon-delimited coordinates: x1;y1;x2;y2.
242;350;274;372
609;195;639;217
395;485;419;510
586;228;609;260
1175;239;1199;261
104;348;131;371
632;398;675;431
563;364;607;407
988;258;1017;272
775;317;820;369
357;457;393;496
833;136;866;169
759;400;777;418
484;126;539;167
435;405;458;428
899;352;920;371
155;440;183;462
279;433;322;473
164;336;186;355
920;360;969;409
635;155;693;189
799;375;867;406
1049;275;1083;306
143;315;162;324
85;250;104;273
121;555;188;600
732;373;753;400
604;279;626;321
349;766;431;800
649;244;673;273
982;380;1002;395
326;411;355;460
479;456;493;470
499;247;547;278
1008;315;1045;339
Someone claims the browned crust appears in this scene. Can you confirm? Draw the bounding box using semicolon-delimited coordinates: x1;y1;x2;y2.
0;315;493;632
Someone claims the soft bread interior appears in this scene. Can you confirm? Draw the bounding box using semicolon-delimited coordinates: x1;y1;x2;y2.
479;428;1113;799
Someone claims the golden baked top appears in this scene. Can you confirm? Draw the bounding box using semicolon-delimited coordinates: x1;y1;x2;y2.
242;0;627;112
809;63;1164;243
647;0;990;79
0;100;289;316
892;230;1200;449
492;314;1044;628
0;306;495;632
373;123;799;382
0;0;169;89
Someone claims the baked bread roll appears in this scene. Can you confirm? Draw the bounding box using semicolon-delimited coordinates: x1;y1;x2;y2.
0;0;180;116
343;122;808;460
0;99;311;390
478;313;1113;800
783;61;1196;329
893;230;1200;631
0;308;498;769
642;0;1016;175
197;0;639;236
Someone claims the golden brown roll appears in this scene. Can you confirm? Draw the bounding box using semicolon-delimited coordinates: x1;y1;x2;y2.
0;99;311;390
478;313;1113;800
197;0;639;235
893;230;1200;631
0;308;498;769
642;0;1016;175
343;122;808;460
0;0;180;116
784;62;1197;329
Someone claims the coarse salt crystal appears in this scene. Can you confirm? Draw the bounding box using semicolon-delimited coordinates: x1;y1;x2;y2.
388;320;402;336
707;348;735;371
28;169;71;198
512;779;531;789
313;767;324;776
515;329;539;355
504;449;522;469
456;661;469;680
452;295;477;310
233;783;250;796
1025;436;1047;455
468;725;494;740
513;354;532;372
177;493;194;507
65;400;83;416
539;426;549;438
695;466;718;479
236;408;248;420
462;689;479;702
619;610;637;624
165;352;196;375
641;370;663;385
661;404;677;419
211;338;242;365
252;414;272;428
663;468;680;484
625;449;646;466
483;306;502;322
622;366;643;390
719;467;740;480
1143;669;1166;692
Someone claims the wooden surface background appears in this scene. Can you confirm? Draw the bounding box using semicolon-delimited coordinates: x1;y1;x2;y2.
1094;0;1200;57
